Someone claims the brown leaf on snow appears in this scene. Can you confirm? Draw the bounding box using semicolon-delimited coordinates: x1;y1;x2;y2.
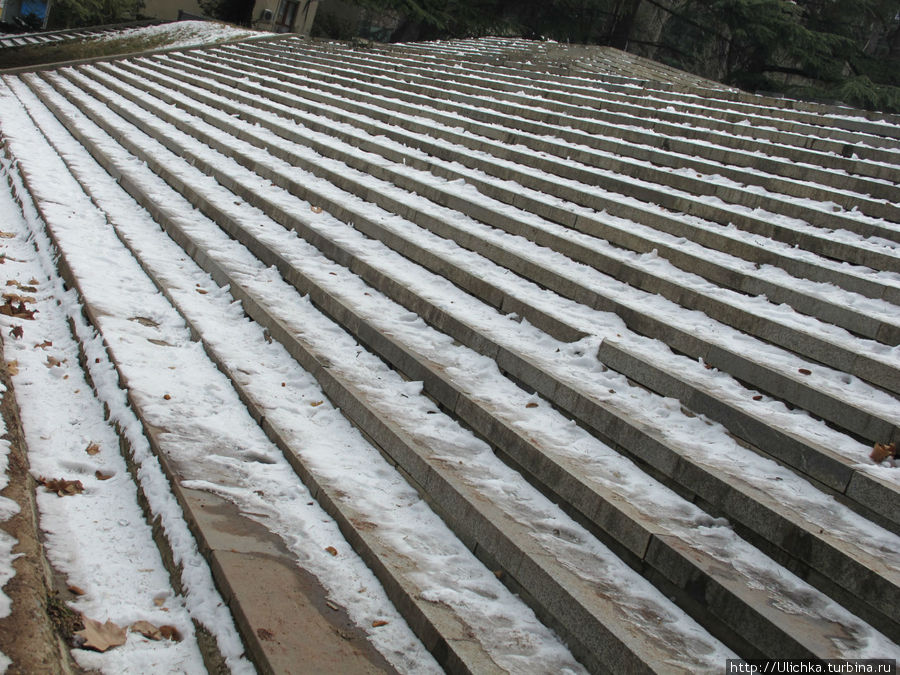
371;620;389;628
0;231;14;238
159;625;182;642
85;442;100;456
0;297;36;320
45;356;64;368
130;620;183;642
798;368;812;375
34;340;53;350
324;546;338;556
310;205;323;214
131;620;180;642
310;400;324;407
871;442;897;464
2;293;34;304
9;326;23;339
95;471;113;481
525;402;538;408
38;477;84;497
75;617;127;652
131;620;162;640
6;361;18;376
6;280;37;292
67;585;85;596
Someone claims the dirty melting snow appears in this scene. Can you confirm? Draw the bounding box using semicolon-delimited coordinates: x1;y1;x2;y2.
93;20;265;50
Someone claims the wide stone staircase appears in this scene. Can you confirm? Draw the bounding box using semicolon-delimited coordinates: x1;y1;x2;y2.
2;35;899;673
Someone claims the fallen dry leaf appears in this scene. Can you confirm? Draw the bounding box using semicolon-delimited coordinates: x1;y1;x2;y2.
28;278;39;285
9;326;23;339
95;471;113;481
3;293;35;305
310;205;323;214
38;477;84;497
85;442;100;456
195;288;208;295
6;361;18;376
159;625;183;642
798;368;812;376
131;620;161;640
45;356;63;368
0;231;14;238
752;395;763;401
75;617;127;652
371;620;389;628
0;297;36;320
871;442;897;464
6;280;37;292
129;316;159;327
525;402;538;408
34;340;53;350
310;400;324;407
324;546;338;556
67;585;85;596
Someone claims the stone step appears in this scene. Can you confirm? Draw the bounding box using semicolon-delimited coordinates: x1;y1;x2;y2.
188;47;900;283
223;42;900;263
268;39;900;172
250;40;900;224
84;58;900;427
1;85;402;675
136;53;900;315
28;63;900;660
379;39;900;142
94;57;900;363
20;67;740;674
32;62;900;645
596;338;900;534
372;46;900;185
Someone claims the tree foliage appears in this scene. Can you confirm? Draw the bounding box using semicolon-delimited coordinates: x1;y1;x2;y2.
46;0;141;29
654;0;900;110
197;0;254;26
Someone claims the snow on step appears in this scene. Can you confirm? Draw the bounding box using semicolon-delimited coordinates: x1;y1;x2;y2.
26;56;900;654
161;47;900;307
0;154;214;674
218;41;900;272
4;75;497;674
66;56;900;447
113;54;900;355
38;31;900;580
238;40;900;227
8;67;741;674
94;55;900;351
3;34;900;671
